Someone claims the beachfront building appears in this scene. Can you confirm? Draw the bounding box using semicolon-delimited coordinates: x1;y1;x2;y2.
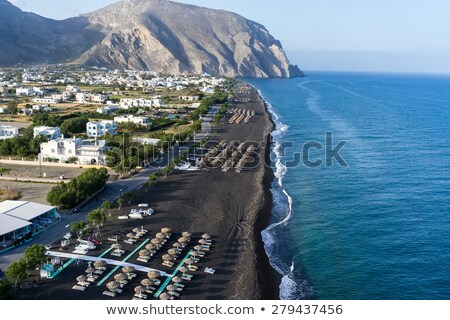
40;137;108;165
86;120;117;137
0;200;60;250
114;115;152;127
33;126;61;140
0;125;19;140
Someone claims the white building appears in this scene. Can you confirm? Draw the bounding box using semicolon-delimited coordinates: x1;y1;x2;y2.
86;120;117;137
40;138;108;165
66;85;80;93
114;115;152;127
32;105;52;112
0;125;19;140
33;126;61;140
76;93;108;104
132;137;161;146
97;105;119;115
119;97;162;109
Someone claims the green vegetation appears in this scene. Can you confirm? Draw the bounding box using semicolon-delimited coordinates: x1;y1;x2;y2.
70;221;89;237
47;168;109;209
0;279;13;299
188;86;228;121
60;116;88;135
87;209;106;228
0;126;47;158
116;198;125;209
6;244;47;287
32;113;62;127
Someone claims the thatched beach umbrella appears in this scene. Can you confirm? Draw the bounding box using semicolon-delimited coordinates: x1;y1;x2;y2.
122;266;135;274
151;238;162;245
162;254;175;261
178;237;189;243
172;276;182;283
167;249;178;256
77;275;87;282
114;273;127;281
126;233;136;239
182;231;192;238
141;278;154;287
85;267;95;274
202;233;211;240
147;271;160;279
198;239;208;245
166;285;177;292
173;242;183;249
155;232;166;240
106;281;120;291
145;243;156;251
133;228;141;234
189;251;199;258
178;266;188;274
161;227;172;234
112;243;122;249
134;286;145;295
94;260;107;268
194;245;204;253
159;293;171;300
139;249;150;257
184;258;194;267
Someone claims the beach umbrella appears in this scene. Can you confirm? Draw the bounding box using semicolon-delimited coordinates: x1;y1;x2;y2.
147;271;160;279
198;239;208;245
182;231;192;238
202;233;211;240
141;279;154;287
106;281;120;291
112;243;122;249
132;228;141;234
134;286;145;295
94;260;107;268
159;293;171;300
167;249;178;256
139;249;150;257
145;243;156;251
122;266;135;274
173;243;183;249
155;232;166;240
178;237;189;243
172;276;182;283
77;275;87;282
184;258;194;267
178;266;188;274
194;245;204;253
162;254;175;261
114;273;127;281
166;285;177;292
126;233;136;239
151;238;162;245
85;268;95;276
161;227;172;234
189;251;199;258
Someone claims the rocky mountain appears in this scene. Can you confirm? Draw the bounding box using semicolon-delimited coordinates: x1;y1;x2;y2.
0;0;303;78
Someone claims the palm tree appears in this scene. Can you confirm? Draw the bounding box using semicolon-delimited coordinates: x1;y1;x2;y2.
117;198;125;210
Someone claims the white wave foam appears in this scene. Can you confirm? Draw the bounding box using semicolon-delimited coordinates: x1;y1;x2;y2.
252;85;301;299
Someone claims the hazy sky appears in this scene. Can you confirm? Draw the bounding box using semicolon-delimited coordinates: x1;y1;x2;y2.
8;0;450;73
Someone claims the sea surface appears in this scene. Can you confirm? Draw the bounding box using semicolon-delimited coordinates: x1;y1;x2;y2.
247;72;450;300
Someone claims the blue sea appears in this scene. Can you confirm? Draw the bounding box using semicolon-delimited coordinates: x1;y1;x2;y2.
247;72;450;300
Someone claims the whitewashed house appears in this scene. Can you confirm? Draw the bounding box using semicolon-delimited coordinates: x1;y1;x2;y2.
114;115;152;127
86;120;117;137
33;126;61;140
97;105;119;115
0;125;19;140
40;138;108;165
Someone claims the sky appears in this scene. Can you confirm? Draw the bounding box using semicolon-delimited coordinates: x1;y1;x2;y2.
7;0;450;74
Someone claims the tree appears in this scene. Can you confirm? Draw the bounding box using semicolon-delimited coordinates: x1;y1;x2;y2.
6;100;18;114
23;245;47;272
67;156;78;164
101;200;113;211
70;221;89;238
6;260;27;287
60;117;88;134
122;192;136;204
87;209;106;228
117;198;125;210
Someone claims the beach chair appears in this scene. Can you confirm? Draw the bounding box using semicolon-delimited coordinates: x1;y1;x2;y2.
77;281;91;287
124;239;135;245
168;291;180;298
72;285;86;291
102;291;116;297
181;275;192;281
162;261;174;268
137;257;149;263
134;293;148;300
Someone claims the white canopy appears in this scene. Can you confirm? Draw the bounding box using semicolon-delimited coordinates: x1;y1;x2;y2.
0;214;31;237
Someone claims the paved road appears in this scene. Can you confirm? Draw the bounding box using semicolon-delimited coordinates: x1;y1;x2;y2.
0;108;217;271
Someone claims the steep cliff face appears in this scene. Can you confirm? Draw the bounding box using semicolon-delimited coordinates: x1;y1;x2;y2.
0;0;303;78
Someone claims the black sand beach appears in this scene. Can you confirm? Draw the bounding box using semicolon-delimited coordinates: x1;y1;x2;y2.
14;82;278;300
